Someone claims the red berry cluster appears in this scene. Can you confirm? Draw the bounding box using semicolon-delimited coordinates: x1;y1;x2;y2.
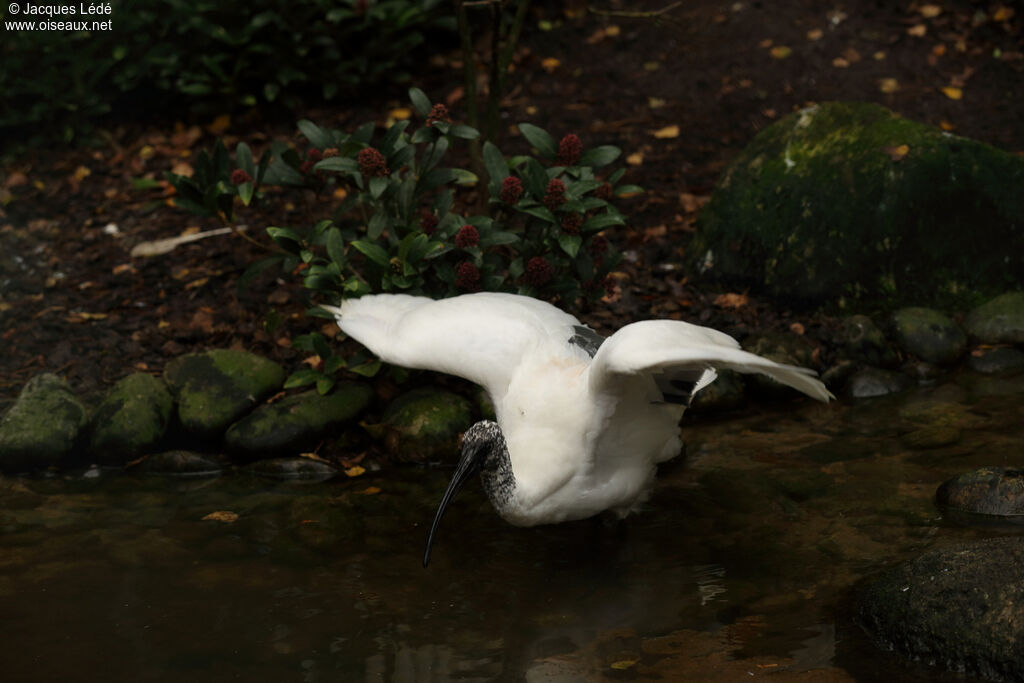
543;178;566;211
230;169;252;185
426;103;451;127
500;176;523;205
557;134;582;166
455;224;479;249
522;256;553;287
357;147;389;177
455;261;481;291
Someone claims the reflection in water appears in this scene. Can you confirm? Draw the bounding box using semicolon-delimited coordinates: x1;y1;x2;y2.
1;372;1022;681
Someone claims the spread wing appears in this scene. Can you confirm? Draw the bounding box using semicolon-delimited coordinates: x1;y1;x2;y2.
589;319;834;403
324;292;591;399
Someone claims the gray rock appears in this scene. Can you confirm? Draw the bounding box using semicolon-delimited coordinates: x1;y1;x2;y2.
857;536;1024;681
967;347;1024;375
901;425;960;450
965;292;1024;344
127;449;227;477
846;367;910;398
0;374;89;472
163;350;285;438
246;457;339;481
224;382;372;461
891;307;966;365
689;368;746;413
936;466;1024;518
841;314;897;366
691;102;1024;309
89;373;174;465
377;387;474;462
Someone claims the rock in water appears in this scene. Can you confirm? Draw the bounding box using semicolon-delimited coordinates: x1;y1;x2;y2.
965;292;1024;344
163;350;285;439
375;387;473;463
224;383;372;461
857;536;1024;681
692;102;1024;309
891;307;966;365
0;374;89;472
90;372;174;464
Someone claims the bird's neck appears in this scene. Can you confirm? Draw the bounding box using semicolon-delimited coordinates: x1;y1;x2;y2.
479;433;516;515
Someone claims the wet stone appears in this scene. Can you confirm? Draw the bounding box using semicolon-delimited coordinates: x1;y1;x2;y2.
965;291;1024;344
841;315;897;366
127;450;227;477
89;372;173;465
857;536;1024;681
891;307;966;365
378;387;474;463
936;466;1024;518
245;457;339;481
224;382;373;462
845;367;910;398
901;425;961;450
163;350;285;439
0;373;89;473
967;347;1024;375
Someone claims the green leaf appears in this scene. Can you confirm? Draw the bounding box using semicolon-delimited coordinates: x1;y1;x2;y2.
237;255;283;291
409;87;432;117
235;142;255;176
521;158;549;198
369;176;389;199
326;227;345;265
324;354;347;373
263;157;305;186
380;120;411;155
480;231;520;247
578;145;621;168
448;124;480;140
482;141;509;191
267;226;305;253
315;156;359;175
517;122;557;160
351;240;389;266
516;204;556;223
582;213;626;231
558;233;582;257
418;168;456;193
131;177;163;191
307;305;340;319
238;181;255;206
451;168;478;186
297;119;333;149
316;376;336;395
367;213;387;240
349;359;382;377
615;184;644;196
284;369;321;389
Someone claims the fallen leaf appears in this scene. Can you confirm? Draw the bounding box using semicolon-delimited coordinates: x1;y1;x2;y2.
5;171;28;187
65;312;109;323
344;466;366;477
389;107;411;120
939;120;956;131
941;86;963;100
605;25;621;37
112;263;135;275
878;78;899;93
647;97;666;109
679;192;710;213
932;44;947;56
714;292;749;309
203;510;239;523
138;145;155;160
770;45;792;59
642;61;661;71
993;6;1014;22
207;114;231;134
357;486;381;495
886;144;910;161
299;452;332;463
919;4;942;18
541;57;561;72
652;124;679;139
790;322;806;335
759;38;773;48
185;277;209;290
626;152;644;165
907;24;927;37
170;160;193;177
833;57;850;68
610;660;638;670
806;28;823;40
332;187;348;200
874;50;887;60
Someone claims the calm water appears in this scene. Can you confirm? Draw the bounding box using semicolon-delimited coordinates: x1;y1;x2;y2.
2;371;1023;682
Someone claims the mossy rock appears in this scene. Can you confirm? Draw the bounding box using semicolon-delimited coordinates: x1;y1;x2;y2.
936;466;1024;518
965;292;1024;344
224;382;373;461
891;307;966;365
0;374;89;472
378;387;474;463
163;350;285;439
691;102;1024;310
90;373;174;465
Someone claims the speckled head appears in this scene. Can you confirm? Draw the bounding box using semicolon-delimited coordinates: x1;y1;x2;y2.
422;420;510;567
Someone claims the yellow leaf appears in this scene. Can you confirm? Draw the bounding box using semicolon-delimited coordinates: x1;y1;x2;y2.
357;486;381;495
605;25;620;37
138;145;155;160
652;125;679;139
993;7;1014;22
541;57;561;73
610;660;638;670
332;187;348;200
907;24;927;37
769;45;792;59
919;4;942;18
185;277;209;290
626;152;644;166
345;466;366;477
939;120;956;131
941;86;963;100
874;50;887;60
832;57;850;68
878;78;899;93
207;114;231;134
73;165;91;181
806;28;823;41
714;292;749;309
389;107;411;120
642;61;660;71
647;97;666;109
886;144;910;161
203;510;239;523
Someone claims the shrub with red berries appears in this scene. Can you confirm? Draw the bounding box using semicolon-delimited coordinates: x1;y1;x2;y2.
522;256;553;287
426;103;451;127
543;178;566;211
455;261;481;291
419;208;438;236
557;134;582;166
455;224;479;249
357;147;389;177
560;213;582;235
500;176;523;205
230;169;252;185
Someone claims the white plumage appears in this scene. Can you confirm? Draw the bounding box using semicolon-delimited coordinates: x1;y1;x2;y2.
324;292;832;565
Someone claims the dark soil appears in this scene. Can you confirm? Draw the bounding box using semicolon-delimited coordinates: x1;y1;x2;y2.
2;0;1022;436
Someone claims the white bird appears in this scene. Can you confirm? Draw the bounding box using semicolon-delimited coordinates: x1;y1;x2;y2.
323;292;832;565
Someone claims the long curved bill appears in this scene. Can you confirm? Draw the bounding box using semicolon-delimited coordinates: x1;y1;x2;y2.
422;443;485;567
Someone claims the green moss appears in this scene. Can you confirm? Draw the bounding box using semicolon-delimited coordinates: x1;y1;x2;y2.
693;102;1024;311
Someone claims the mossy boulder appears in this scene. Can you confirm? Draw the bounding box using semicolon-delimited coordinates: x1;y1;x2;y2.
936;467;1024;518
224;382;373;460
90;373;174;465
891;307;966;365
691;102;1024;310
163;350;285;439
376;387;474;463
965;292;1024;344
0;374;89;472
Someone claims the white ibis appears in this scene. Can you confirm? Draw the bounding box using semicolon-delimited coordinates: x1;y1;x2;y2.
323;293;832;565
